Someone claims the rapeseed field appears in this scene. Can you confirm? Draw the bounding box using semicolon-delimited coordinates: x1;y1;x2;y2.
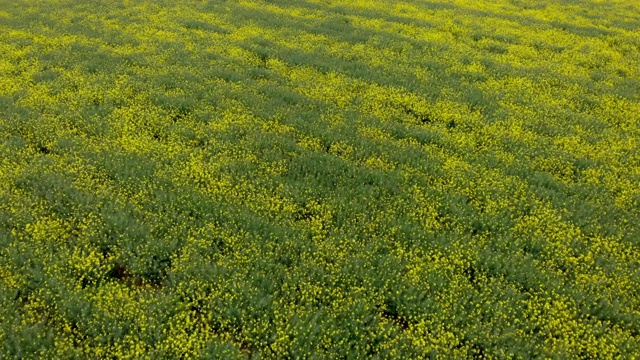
1;0;639;358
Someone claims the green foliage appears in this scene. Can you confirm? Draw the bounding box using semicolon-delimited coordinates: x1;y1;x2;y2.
1;0;639;358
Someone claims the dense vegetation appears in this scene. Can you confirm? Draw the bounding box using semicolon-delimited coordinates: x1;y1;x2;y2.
1;0;639;358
